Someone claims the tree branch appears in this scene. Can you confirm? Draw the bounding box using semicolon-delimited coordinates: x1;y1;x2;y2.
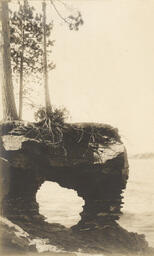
50;0;71;25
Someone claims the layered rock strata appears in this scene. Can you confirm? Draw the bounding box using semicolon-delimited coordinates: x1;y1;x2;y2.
0;121;150;255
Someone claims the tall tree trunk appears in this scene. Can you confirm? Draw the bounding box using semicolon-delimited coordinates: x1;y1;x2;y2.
0;0;18;121
19;50;24;120
18;12;25;121
42;0;51;111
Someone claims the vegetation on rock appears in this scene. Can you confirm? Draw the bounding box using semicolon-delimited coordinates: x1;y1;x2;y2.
10;0;55;119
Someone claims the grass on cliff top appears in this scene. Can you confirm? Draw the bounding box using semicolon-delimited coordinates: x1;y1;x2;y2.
0;107;121;147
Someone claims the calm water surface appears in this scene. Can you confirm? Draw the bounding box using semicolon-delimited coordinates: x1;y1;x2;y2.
119;159;154;247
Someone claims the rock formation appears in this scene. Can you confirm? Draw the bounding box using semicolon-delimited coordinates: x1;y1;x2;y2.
0;121;151;255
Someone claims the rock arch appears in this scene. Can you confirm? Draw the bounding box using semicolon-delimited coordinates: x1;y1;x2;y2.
0;122;149;254
1;122;128;227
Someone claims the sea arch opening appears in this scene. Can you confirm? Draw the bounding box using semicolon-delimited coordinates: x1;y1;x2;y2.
36;181;84;228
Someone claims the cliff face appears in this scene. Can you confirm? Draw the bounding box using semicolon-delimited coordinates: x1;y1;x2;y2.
0;121;149;255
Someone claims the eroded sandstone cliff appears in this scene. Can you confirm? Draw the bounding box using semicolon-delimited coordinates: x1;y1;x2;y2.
0;121;151;255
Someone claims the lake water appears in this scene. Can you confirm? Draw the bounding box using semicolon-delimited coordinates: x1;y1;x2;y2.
119;159;154;247
37;159;154;248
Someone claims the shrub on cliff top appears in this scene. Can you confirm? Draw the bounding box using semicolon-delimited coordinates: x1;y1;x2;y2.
32;106;69;143
34;106;69;126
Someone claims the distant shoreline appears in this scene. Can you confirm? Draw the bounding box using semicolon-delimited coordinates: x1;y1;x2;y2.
129;153;154;159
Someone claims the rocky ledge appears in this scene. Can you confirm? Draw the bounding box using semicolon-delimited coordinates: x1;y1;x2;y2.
0;121;152;255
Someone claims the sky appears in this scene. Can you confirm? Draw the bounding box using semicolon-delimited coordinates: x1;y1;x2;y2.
1;0;154;155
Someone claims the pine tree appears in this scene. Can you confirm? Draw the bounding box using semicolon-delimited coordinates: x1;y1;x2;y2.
10;0;55;120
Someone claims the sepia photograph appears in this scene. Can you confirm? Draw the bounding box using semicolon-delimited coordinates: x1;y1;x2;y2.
0;0;154;255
